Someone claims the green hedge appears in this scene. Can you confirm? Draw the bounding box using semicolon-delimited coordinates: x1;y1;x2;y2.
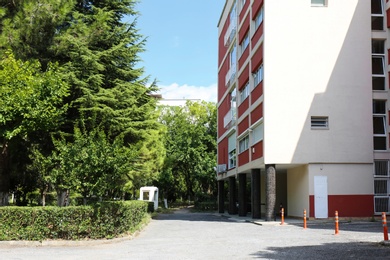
194;201;218;211
0;200;148;241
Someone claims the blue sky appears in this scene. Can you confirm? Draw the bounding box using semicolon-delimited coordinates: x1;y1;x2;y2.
133;0;226;103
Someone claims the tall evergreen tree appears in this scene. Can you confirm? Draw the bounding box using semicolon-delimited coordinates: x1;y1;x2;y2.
0;0;165;201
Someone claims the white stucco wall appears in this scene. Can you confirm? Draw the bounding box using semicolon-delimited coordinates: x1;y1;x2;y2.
308;163;374;195
263;0;373;164
287;165;309;217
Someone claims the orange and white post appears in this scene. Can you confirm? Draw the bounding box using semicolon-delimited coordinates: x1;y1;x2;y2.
382;212;388;241
280;208;285;225
303;209;307;229
335;211;339;235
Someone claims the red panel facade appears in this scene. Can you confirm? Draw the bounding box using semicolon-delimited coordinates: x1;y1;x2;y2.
239;15;250;44
238;65;249;89
239;0;250;22
251;0;263;19
218;58;229;101
218;96;231;138
238;150;249;166
309;195;374;218
238;116;249;136
250;103;263;123
251;140;263;160
238;98;249;118
387;9;390;28
218;137;228;165
251;44;263;72
218;18;229;66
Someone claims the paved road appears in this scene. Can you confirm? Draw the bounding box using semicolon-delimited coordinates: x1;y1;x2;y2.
1;209;390;259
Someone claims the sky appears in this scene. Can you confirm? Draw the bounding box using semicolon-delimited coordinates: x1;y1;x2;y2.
132;0;226;103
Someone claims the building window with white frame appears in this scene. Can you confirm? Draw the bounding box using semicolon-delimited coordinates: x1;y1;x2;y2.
373;100;387;150
254;7;263;31
239;135;249;153
239;82;249;104
372;39;386;90
253;65;263;87
372;0;384;30
228;133;237;169
239;32;249;56
311;0;327;6
252;123;264;145
239;0;246;13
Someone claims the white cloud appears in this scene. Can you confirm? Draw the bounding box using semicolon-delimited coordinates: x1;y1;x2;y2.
157;83;217;103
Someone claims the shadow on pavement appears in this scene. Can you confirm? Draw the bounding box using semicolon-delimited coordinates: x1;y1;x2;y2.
153;211;241;223
251;242;390;259
289;221;384;233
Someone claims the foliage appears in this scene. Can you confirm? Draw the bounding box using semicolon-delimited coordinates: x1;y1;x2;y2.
158;101;217;202
48;122;136;202
0;52;69;140
0;200;148;240
0;0;165;199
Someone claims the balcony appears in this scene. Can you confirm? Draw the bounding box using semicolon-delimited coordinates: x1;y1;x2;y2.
225;64;236;87
224;18;237;47
224;107;237;129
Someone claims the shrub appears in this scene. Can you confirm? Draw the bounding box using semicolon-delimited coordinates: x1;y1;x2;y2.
0;200;148;241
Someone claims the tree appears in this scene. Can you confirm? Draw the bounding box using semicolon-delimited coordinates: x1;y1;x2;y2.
0;0;165;200
0;52;69;205
158;101;217;202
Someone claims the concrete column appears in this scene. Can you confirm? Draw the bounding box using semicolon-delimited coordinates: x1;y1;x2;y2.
238;173;247;217
251;169;261;219
228;176;237;214
218;180;225;214
265;164;276;221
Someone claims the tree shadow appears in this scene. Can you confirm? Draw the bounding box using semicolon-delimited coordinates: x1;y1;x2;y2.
153;211;243;223
289;221;384;233
251;242;390;259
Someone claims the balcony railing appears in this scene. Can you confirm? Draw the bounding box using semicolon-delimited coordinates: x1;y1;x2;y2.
224;107;237;129
224;18;237;47
225;64;236;87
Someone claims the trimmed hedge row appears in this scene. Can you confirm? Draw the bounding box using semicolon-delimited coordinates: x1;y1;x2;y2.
0;200;148;241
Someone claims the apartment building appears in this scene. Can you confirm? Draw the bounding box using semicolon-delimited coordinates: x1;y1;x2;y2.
217;0;390;219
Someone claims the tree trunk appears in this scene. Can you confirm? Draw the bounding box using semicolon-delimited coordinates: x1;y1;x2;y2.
0;142;10;206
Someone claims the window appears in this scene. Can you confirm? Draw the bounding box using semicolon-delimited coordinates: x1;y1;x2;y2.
229;150;237;169
374;160;390;214
252;123;264;145
228;133;236;169
254;8;263;30
372;0;384;30
253;65;264;87
311;116;329;129
239;0;246;12
373;100;387;150
311;0;326;6
240;33;249;56
239;82;249;104
372;40;386;90
239;135;249;153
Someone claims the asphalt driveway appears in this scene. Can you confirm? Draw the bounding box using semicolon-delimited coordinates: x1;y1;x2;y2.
1;208;390;259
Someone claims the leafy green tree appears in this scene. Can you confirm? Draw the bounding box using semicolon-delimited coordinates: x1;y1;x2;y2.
0;52;69;205
0;0;165;200
158;101;217;202
49;122;136;205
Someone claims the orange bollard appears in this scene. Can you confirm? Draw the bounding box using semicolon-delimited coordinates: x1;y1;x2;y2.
335;211;339;235
382;212;388;241
303;209;307;229
280;208;285;225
